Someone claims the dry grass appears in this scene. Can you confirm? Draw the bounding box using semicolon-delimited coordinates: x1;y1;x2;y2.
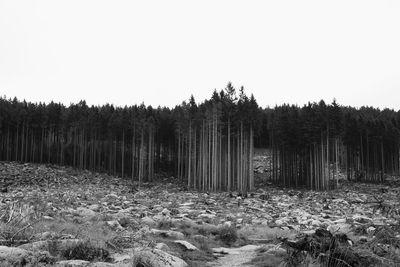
61;240;111;262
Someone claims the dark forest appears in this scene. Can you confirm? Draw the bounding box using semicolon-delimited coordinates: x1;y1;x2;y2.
1;83;399;192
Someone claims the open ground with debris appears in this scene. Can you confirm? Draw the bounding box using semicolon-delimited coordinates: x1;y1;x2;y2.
1;159;400;266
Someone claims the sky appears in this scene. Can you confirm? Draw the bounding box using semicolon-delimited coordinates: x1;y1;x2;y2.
1;1;400;110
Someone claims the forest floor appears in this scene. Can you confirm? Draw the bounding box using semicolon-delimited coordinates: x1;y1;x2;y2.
0;159;400;266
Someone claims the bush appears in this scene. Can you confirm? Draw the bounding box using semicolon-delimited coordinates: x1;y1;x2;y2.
217;225;238;246
62;240;111;262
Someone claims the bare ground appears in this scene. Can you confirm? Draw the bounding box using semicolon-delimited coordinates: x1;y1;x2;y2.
1;161;400;266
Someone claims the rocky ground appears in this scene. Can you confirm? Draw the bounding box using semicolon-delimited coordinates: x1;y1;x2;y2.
1;160;400;266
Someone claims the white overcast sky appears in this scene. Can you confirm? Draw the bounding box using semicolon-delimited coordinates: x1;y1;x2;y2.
1;1;400;109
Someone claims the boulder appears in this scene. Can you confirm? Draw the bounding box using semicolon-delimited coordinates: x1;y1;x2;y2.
88;204;101;212
55;260;90;267
0;246;31;265
19;239;82;253
75;207;97;217
155;242;170;251
366;226;376;235
132;248;188;267
327;223;352;234
353;215;372;224
106;220;124;231
174;240;198;251
150;229;185;239
161;208;171;216
110;251;132;264
141;216;156;227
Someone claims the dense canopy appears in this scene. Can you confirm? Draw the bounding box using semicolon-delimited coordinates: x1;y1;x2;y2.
1;84;399;191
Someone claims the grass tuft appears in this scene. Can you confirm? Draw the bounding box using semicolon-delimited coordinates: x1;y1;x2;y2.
217;225;238;246
62;240;111;262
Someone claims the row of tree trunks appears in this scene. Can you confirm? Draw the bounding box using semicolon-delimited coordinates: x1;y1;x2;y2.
0;123;160;186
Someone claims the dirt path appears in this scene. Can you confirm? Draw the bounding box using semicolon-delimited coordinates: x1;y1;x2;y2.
207;245;261;267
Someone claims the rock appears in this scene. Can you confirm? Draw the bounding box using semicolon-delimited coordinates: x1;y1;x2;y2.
311;220;322;227
332;218;347;224
327;223;352;234
353;215;372;224
117;207;135;214
161;208;171;216
252;219;262;224
111;251;132;263
55;260;90;266
150;229;185;239
106;193;119;199
174;240;198;251
106;220;124;231
0;246;31;265
75;207;96;217
141;216;157;227
192;235;207;243
14;191;24;198
366;226;376;235
91;263;119;267
35;231;56;240
358;236;368;243
88;204;101;212
213;245;260;255
223;221;233;227
321;213;330;219
132;248;188;267
266;246;287;257
275;219;287;227
19;239;81;253
198;213;216;220
180;202;194;207
19;240;52;251
153;243;169;252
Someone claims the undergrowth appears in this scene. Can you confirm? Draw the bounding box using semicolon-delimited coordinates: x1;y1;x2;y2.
62;240;111;262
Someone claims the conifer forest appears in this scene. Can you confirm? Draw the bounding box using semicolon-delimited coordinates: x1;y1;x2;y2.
1;84;400;266
1;83;399;192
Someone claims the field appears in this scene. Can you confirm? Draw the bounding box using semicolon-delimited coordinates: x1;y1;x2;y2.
1;156;400;267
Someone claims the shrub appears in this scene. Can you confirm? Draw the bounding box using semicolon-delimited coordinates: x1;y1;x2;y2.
217;225;238;246
62;240;111;262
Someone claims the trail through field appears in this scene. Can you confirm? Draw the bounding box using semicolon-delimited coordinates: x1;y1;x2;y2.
208;245;261;267
1;161;400;266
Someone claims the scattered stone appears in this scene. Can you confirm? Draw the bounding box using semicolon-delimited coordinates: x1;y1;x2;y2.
88;204;101;212
1;161;399;267
155;242;170;251
110;251;132;264
327;223;352;234
132;248;188;267
150;229;185;239
213;245;260;255
75;207;97;217
367;226;376;235
141;216;157;227
55;260;90;267
353;215;372;224
161;208;171;216
19;239;82;253
0;246;31;265
174;240;198;251
106;220;124;231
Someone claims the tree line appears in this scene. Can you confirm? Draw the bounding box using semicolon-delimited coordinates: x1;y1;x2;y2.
0;84;258;192
1;85;399;191
259;101;400;190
